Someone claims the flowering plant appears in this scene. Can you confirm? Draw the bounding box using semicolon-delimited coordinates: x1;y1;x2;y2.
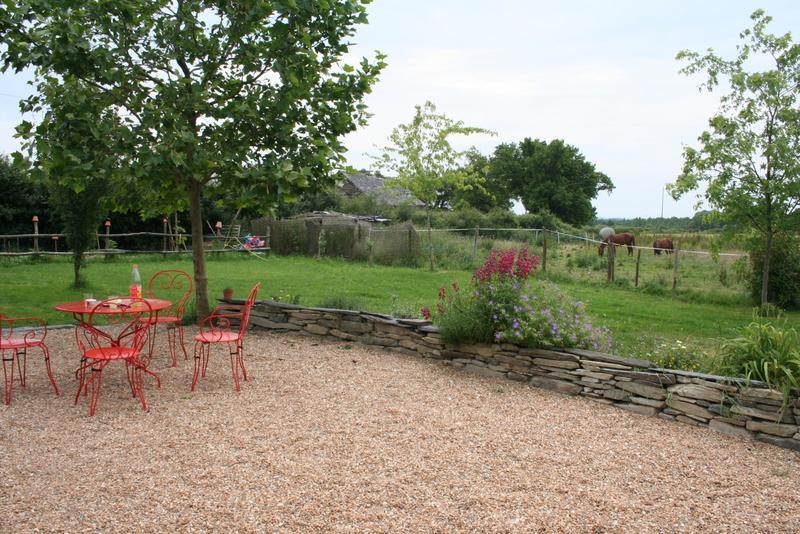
432;248;612;351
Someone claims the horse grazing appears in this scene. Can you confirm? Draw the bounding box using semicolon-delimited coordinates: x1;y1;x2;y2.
653;238;674;255
598;233;636;256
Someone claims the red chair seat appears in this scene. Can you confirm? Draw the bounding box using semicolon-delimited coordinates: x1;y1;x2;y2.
83;346;139;361
0;337;43;349
194;331;241;343
148;315;181;324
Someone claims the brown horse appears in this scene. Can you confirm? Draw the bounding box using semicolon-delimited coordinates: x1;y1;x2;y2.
598;233;636;256
653;238;674;255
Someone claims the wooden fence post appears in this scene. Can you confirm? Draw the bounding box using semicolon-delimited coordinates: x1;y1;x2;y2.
607;242;616;283
634;248;641;287
542;230;547;273
473;226;479;264
673;247;680;289
104;219;111;250
162;217;168;254
32;215;39;253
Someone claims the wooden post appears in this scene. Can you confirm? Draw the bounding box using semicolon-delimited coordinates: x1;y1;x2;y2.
32;215;39;253
52;235;59;253
473;226;479;264
607;241;616;282
672;247;680;289
104;219;111;249
162;217;168;253
542;230;548;273
634;248;641;287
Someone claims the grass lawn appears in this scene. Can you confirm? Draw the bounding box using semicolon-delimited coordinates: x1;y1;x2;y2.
1;252;796;367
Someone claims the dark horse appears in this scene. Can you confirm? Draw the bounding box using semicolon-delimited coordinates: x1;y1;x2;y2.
653;237;674;255
598;233;636;256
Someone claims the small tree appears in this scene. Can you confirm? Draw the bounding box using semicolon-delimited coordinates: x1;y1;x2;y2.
672;10;800;306
2;0;385;319
372;101;494;269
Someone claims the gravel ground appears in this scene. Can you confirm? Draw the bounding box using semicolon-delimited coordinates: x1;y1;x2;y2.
1;327;799;532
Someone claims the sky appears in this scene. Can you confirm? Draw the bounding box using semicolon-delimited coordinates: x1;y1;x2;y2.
1;1;799;218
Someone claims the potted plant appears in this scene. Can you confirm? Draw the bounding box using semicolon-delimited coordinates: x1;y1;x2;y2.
223;287;234;300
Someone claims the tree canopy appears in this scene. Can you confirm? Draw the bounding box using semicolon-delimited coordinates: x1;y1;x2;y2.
371;101;494;268
1;0;385;317
490;138;613;226
672;10;800;306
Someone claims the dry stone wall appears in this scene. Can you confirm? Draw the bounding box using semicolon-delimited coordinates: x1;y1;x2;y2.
243;299;800;453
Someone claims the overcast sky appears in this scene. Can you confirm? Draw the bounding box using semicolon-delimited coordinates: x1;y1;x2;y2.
1;1;798;218
340;0;800;218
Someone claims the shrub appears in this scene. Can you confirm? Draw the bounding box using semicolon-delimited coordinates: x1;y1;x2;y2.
434;282;494;345
748;235;800;309
318;294;363;311
716;318;800;415
433;248;612;351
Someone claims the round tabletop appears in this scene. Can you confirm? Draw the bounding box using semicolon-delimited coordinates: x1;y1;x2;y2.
54;298;172;315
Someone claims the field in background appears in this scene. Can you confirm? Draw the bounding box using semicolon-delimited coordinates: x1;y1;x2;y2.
0;252;791;371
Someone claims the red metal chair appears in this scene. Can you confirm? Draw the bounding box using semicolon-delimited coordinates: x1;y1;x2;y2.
0;313;59;405
74;298;153;416
192;283;260;392
145;270;193;367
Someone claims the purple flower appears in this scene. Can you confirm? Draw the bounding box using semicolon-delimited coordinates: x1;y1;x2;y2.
512;320;520;328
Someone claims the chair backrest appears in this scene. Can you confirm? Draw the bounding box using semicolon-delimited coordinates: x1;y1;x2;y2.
238;283;261;337
78;298;153;354
146;270;193;319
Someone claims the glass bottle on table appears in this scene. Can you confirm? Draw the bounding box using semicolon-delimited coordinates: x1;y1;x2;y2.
130;264;142;298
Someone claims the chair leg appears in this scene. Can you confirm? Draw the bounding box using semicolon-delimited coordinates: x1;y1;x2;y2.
16;348;27;388
228;343;240;392
132;364;148;412
74;358;90;405
191;342;203;392
40;344;60;396
2;350;13;406
201;343;210;377
177;324;189;361
238;341;248;382
166;325;178;367
87;363;107;416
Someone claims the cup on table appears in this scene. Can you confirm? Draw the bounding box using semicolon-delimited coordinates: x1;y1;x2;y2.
83;294;97;307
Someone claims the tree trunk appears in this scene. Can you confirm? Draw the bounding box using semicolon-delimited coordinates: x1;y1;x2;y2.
73;252;82;288
426;207;434;271
189;179;210;321
761;232;773;307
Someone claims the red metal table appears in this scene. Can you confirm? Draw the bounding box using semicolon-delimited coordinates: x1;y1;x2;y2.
55;298;173;405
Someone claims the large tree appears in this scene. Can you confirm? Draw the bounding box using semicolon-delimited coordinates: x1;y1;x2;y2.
491;138;613;226
372;101;493;269
672;10;800;306
1;0;385;318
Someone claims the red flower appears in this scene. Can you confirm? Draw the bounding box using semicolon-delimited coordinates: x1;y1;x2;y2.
473;248;539;284
421;307;432;320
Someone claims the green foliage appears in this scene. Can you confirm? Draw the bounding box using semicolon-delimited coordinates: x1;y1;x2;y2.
748;235;800;309
389;294;420;319
716;319;800;414
489;279;613;350
1;0;386;317
0;156;52;236
490;138;614;226
433;283;495;345
672;10;800;306
318;294;363;311
647;339;704;372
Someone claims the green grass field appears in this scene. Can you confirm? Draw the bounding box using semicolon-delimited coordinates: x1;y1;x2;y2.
1;252;795;370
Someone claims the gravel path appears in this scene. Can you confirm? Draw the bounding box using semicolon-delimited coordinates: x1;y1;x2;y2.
1;328;799;532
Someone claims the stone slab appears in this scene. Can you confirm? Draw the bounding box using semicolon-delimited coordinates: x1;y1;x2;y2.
668;384;724;403
615;403;658;417
754;433;800;452
668;399;715;420
528;376;582;395
709;419;752;440
745;421;798;438
532;358;580;370
616;381;667;400
564;348;652;368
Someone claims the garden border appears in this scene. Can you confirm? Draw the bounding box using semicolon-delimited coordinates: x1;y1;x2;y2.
236;298;800;453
